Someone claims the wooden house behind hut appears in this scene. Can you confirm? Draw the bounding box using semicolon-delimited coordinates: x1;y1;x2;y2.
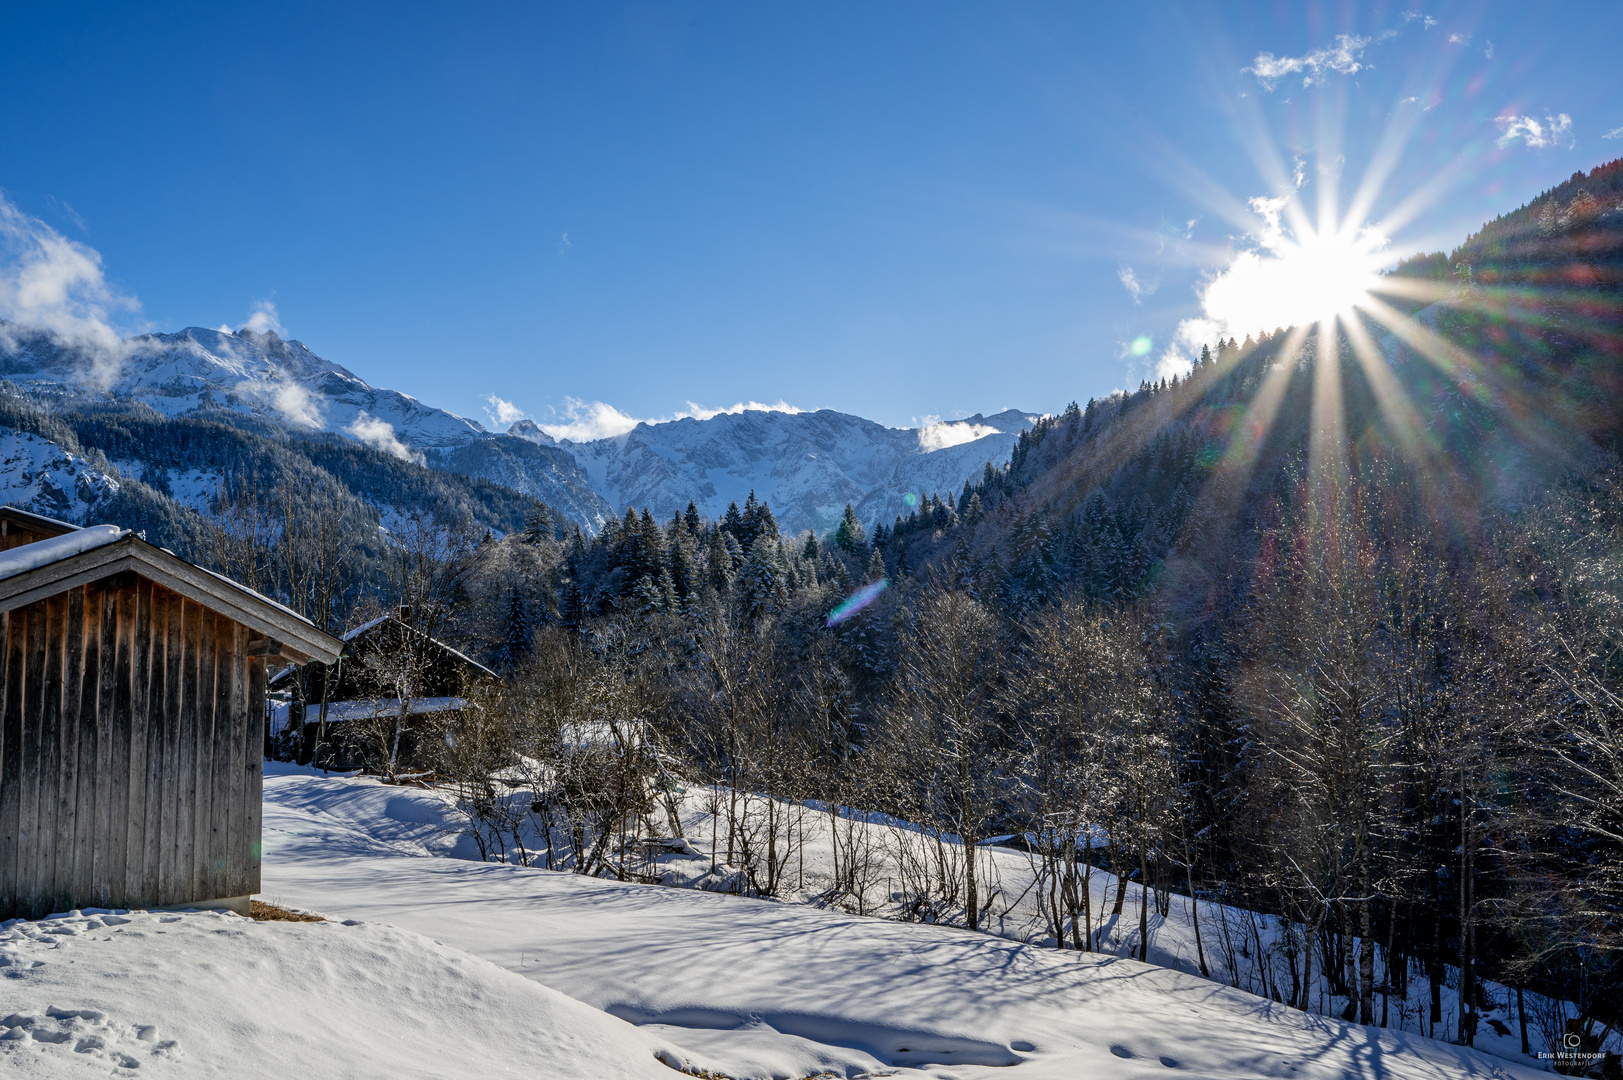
270;611;497;772
0;508;342;920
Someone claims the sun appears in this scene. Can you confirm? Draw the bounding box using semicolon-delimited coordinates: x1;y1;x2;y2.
1202;219;1391;333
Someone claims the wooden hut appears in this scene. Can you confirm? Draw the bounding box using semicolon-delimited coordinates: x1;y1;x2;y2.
269;611;497;771
0;514;342;920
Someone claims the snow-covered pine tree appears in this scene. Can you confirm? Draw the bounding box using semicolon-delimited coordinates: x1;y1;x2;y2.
742;491;779;546
522;504;554;544
833;503;865;554
496;587;532;670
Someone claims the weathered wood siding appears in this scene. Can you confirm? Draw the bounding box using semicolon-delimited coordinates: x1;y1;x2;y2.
0;573;265;919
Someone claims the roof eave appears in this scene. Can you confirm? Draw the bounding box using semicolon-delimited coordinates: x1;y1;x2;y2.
0;535;342;664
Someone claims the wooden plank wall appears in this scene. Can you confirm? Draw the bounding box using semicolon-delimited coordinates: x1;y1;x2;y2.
0;525;70;553
0;575;265;920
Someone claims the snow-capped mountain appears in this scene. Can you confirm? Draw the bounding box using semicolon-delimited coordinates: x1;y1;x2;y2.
516;407;1037;536
0;320;1036;535
0;322;486;450
0;322;612;529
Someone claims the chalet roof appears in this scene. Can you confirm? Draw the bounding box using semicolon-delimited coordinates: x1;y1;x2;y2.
0;521;342;665
336;614;498;680
0;524;124;578
268;613;497;691
0;505;83;541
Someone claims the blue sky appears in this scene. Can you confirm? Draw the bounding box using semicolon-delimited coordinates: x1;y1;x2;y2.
1;2;1619;434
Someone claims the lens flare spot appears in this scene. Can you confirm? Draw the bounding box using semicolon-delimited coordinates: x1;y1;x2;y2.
1130;335;1153;356
902;492;918;507
827;578;887;627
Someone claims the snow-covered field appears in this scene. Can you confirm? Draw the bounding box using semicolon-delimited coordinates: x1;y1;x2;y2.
272;760;1570;1067
1;766;1552;1078
0;909;676;1078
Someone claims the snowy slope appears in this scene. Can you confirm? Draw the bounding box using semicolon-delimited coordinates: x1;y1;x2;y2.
534;408;1036;535
0;430;120;521
256;766;1543;1080
429;435;612;530
0;909;678;1079
108;461;221;514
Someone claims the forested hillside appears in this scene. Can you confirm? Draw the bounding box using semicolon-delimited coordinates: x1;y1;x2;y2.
0;383;560;628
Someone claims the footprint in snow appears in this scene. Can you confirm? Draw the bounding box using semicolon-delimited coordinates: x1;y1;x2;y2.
0;1004;180;1066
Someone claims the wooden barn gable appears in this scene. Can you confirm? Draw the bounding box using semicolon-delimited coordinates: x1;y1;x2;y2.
0;518;341;920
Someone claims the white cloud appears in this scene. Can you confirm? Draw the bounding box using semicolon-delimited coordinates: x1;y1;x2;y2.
1151;317;1224;383
1484;40;1494;59
230;370;327;427
1155;354;1193;381
240;299;285;336
917;420;1000;452
537;399;648;442
270;380;323;428
1447;32;1470;44
1247;32;1392;91
678;399;804;422
483;393;525;429
536;397;806;443
346;411;422;463
43;197;87;233
0;192;143;387
1603;126;1623;140
1402;11;1437;28
1248;193;1292;247
1495;113;1574;149
1118;266;1158;304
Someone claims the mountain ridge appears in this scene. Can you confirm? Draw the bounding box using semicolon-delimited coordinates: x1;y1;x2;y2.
0;320;1040;535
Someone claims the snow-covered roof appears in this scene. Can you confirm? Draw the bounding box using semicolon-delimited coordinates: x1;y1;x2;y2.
0;524;124;582
341;615;390;642
270;697;467;732
338;614;498;681
0;504;84;537
322;697;466;724
560;718;649;752
200;563;316;628
0;519;341;664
